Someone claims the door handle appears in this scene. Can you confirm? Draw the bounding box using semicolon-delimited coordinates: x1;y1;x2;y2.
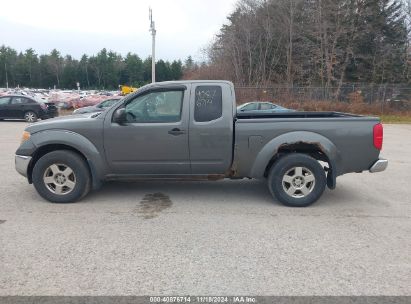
168;128;186;136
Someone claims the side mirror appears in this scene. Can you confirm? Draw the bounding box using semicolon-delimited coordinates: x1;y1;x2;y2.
113;108;127;124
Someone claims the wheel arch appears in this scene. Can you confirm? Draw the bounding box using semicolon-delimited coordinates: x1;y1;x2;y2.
23;110;39;120
28;130;106;189
250;131;342;189
28;144;88;181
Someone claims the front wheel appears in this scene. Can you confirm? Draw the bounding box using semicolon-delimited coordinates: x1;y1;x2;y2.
268;153;326;207
32;150;91;203
24;111;38;122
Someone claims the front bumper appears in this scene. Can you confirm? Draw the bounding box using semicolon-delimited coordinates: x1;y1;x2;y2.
369;159;388;173
15;155;32;177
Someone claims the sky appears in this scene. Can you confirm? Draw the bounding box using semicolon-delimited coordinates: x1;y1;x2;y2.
0;0;237;62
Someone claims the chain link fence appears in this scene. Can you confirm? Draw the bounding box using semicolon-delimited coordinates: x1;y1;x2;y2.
235;84;411;113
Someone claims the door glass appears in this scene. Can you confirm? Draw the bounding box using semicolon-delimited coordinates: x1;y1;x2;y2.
11;97;28;104
0;97;11;105
260;103;276;110
125;91;183;123
194;86;222;122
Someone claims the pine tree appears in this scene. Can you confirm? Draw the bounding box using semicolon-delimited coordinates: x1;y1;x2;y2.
348;0;408;83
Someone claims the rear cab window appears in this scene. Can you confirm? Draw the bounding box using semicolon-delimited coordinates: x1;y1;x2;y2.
194;86;222;122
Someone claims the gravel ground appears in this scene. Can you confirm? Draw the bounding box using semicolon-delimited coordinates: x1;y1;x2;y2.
0;122;410;296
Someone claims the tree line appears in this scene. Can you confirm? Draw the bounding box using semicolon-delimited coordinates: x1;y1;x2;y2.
0;46;185;89
189;0;411;92
4;0;411;90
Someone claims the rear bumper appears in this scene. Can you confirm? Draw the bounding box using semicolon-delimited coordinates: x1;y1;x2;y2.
15;155;32;178
369;159;388;173
42;112;59;119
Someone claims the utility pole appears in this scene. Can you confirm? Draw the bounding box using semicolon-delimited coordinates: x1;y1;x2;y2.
5;62;9;89
149;7;156;83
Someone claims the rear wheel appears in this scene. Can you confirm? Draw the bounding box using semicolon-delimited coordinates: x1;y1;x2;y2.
24;111;38;122
268;153;326;207
32;150;91;203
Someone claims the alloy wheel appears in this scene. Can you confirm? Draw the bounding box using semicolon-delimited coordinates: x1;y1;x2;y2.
25;112;36;122
282;166;316;198
43;164;76;195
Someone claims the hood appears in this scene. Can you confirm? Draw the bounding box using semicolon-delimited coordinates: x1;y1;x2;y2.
26;112;102;134
74;106;99;114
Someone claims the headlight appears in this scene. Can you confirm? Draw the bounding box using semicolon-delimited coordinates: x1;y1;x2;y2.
21;131;31;144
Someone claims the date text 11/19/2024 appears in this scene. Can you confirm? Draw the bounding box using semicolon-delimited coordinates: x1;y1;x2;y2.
150;296;257;303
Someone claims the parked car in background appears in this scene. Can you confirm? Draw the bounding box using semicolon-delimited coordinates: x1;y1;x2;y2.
0;95;58;122
72;97;122;114
237;101;295;113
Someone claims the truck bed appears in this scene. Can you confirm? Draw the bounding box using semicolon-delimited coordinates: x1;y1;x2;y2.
233;112;381;178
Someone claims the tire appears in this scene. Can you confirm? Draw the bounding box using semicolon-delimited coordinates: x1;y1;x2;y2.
24;111;38;122
268;153;326;207
32;150;91;203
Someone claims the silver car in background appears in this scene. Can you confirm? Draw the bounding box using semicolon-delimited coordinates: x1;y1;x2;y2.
237;101;295;113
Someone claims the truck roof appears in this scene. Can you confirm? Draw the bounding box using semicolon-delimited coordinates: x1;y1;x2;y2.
144;80;234;87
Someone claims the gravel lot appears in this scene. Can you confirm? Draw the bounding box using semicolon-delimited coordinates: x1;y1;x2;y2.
0;122;410;296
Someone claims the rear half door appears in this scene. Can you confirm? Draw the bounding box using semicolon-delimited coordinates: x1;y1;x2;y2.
9;96;35;118
189;83;234;174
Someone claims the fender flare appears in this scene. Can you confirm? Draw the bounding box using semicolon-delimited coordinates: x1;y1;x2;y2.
250;131;342;188
29;130;106;189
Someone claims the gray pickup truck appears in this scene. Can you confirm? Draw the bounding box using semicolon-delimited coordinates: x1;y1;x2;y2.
15;81;387;207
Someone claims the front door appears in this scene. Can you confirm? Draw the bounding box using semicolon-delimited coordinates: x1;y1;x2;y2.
104;86;190;175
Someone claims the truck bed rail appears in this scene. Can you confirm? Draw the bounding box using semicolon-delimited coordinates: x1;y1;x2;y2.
236;111;362;119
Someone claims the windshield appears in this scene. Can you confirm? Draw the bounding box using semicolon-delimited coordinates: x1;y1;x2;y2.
239;103;258;111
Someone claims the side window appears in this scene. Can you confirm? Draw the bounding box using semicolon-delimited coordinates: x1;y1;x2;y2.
0;97;11;105
125;90;184;123
194;86;222;122
260;103;275;110
242;103;258;111
11;97;28;104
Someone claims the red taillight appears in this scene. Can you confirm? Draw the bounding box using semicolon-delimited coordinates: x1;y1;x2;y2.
373;123;383;150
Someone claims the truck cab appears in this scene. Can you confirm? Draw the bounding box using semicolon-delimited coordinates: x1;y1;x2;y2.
104;81;235;176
